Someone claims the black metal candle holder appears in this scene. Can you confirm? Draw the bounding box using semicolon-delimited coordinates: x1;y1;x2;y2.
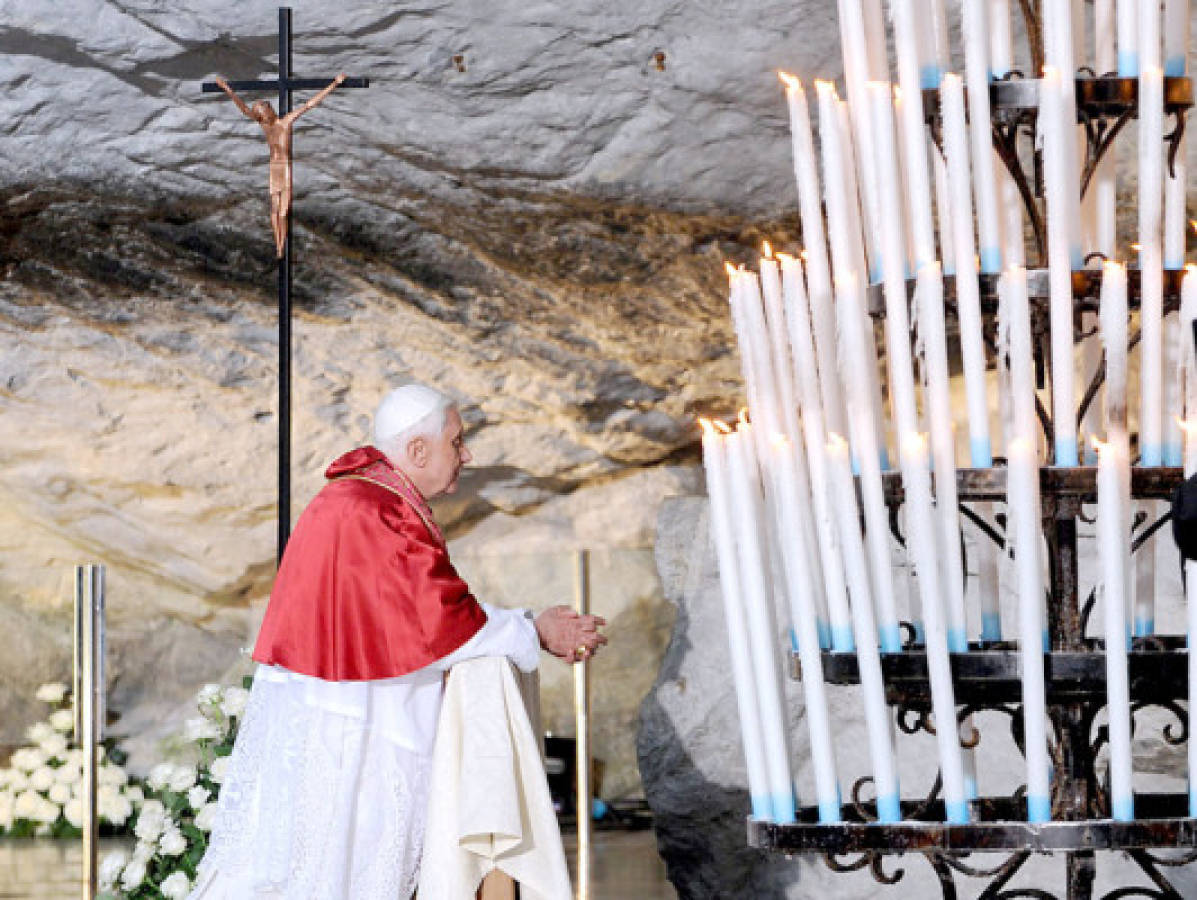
745;58;1197;899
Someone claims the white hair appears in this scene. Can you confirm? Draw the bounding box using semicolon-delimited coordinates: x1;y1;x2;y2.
373;383;455;460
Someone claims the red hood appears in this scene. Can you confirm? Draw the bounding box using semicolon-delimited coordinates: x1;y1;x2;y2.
324;445;388;479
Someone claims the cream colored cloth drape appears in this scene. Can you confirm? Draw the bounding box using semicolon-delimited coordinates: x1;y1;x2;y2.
417;657;571;900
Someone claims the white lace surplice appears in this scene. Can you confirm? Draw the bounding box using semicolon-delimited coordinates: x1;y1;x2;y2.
189;603;539;900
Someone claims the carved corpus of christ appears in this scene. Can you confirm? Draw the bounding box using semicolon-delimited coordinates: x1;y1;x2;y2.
212;73;347;258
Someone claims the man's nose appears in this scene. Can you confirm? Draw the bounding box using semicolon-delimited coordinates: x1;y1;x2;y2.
460;446;473;464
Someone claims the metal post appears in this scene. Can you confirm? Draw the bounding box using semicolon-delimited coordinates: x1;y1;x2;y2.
76;564;104;900
277;5;293;561
572;549;591;900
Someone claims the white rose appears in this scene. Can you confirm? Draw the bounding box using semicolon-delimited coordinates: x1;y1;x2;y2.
36;682;69;703
100;792;132;827
7;770;29;793
120;858;147;891
49;709;75;733
220;687;249;719
13;790;40;819
184;716;222;743
64;749;84;767
98;763;127;787
53;762;82;786
48;783;71;804
131;839;156;865
208;756;231;784
159;825;188;856
0;791;14;830
30;766;55;792
98;849;127;890
39;733;68;760
197;683;223;707
0;769;9;789
195;801;218;832
187;785;211;810
33;797;59;824
167;765;197;793
147;762;174;791
25;721;55;744
11;748;46;773
133;799;166;842
64;798;83;828
123;784;144;803
160;871;192;899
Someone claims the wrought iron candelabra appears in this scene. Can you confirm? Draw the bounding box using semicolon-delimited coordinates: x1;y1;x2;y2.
745;54;1197;900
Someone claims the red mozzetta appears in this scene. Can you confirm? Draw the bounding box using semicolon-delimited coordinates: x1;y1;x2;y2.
253;446;486;680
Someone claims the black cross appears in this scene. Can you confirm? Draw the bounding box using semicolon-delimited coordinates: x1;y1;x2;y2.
202;7;369;562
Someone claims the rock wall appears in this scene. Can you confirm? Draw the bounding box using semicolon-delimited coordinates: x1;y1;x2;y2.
0;0;836;795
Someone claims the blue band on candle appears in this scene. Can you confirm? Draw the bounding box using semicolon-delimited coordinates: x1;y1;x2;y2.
1133;615;1155;638
1117;52;1139;78
1070;246;1085;271
947;627;968;654
851;454;861;477
1055;436;1079;467
1026;794;1051;823
750;795;772;820
1166;255;1187;271
818;795;842;824
879;448;891;471
943;261;956;277
980;612;1003;643
1141;444;1163;467
969;437;993;469
920;64;944;90
875;791;902;824
911;620;926;646
1082;441;1098;465
772;792;797;824
1165;442;1184;467
945;800;971;825
1111;794;1135;822
790;629;800;653
817;619;831;650
1165;56;1187;77
830;624;856;653
869;262;882;285
879;623;903;654
979;247;1002;275
1190;783;1197;818
964;772;978;801
1043;629;1051;653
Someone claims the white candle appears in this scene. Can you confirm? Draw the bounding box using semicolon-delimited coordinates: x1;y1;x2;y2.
1041;66;1080;465
1182;270;1197;815
1166;310;1184;465
888;3;938;269
1000;267;1040;448
1095;435;1135;821
901;432;971;823
989;0;1014;77
1139;64;1165;466
760;254;855;653
759;250;803;443
960;0;1004;272
768;434;843;822
915;263;970;650
1043;2;1085;265
725;426;797;823
1117;0;1139;75
826;433;902;823
1007;437;1053;822
781;254;902;651
934;147;956;276
1165;0;1190;76
941;73;995;466
778;74;849;440
701;422;774;820
837;0;883;282
1101;262;1130;439
925;0;952;87
1183;267;1197;425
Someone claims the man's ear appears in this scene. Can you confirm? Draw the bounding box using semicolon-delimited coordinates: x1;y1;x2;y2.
406;435;429;468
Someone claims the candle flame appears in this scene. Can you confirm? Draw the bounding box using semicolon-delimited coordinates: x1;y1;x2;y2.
1186;263;1197;273
762;240;773;258
724;261;738;280
1130;242;1143;253
1089;434;1109;454
770;433;790;449
738;408;751;428
800;249;808;260
698;417;716;438
714;419;732;434
1178;417;1197;438
1190;220;1197;234
777;70;801;92
826;432;848;454
1103;259;1126;274
775;251;796;265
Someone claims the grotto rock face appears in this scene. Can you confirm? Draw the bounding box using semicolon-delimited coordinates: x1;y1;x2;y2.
0;0;837;791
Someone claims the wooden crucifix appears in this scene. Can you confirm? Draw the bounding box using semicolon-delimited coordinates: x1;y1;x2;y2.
202;7;369;560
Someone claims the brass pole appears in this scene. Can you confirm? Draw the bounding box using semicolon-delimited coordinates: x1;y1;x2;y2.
572;549;591;900
78;564;103;900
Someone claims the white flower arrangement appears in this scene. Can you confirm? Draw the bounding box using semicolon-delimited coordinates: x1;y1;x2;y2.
98;676;250;900
0;683;141;840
